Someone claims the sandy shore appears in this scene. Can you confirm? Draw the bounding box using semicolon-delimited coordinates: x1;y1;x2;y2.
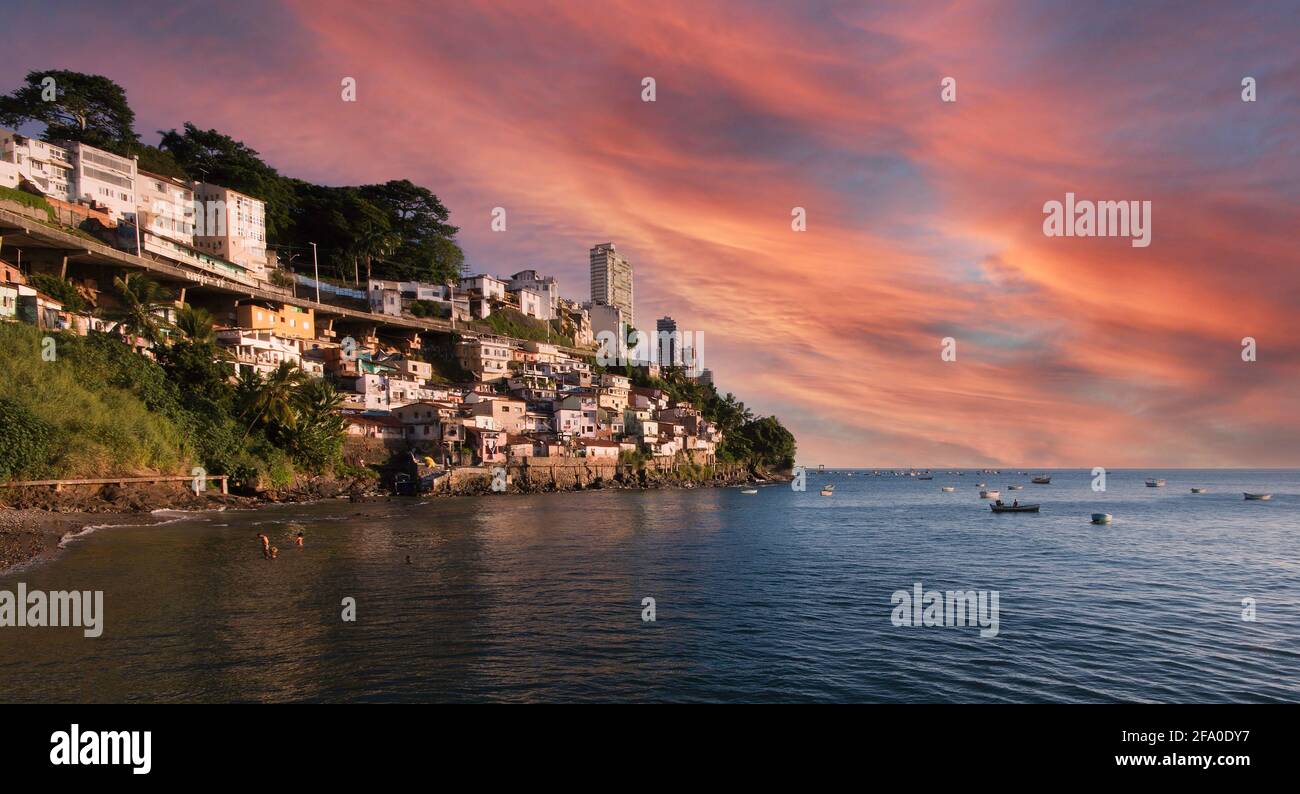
0;509;159;574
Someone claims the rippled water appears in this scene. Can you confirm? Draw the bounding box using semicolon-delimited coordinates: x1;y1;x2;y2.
1;469;1297;702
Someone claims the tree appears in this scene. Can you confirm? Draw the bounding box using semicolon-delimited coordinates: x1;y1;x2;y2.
236;362;308;442
0;70;138;153
290;378;347;470
105;275;172;346
173;304;217;345
158;123;295;238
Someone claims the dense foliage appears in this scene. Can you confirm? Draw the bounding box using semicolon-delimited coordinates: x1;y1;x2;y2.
0;280;351;490
625;367;797;471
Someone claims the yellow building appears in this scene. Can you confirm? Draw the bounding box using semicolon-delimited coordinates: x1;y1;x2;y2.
235;302;315;340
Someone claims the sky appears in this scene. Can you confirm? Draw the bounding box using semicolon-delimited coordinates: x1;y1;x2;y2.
4;0;1298;467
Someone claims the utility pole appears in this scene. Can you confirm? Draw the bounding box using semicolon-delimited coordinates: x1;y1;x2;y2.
310;242;320;304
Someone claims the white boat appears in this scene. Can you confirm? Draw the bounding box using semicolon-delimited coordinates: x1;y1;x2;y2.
740;488;758;494
1007;485;1024;491
1091;513;1113;524
820;485;835;497
979;489;1000;499
1243;493;1272;501
1145;478;1166;488
940;486;955;492
1190;487;1208;494
1031;475;1051;484
976;482;986;487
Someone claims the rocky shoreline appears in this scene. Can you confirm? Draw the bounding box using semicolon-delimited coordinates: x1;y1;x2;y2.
1;465;784;574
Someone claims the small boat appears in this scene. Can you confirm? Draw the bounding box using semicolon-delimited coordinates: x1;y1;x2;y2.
1031;475;1051;484
1091;513;1112;524
1244;493;1272;501
940;486;955;492
1007;484;1024;491
740;488;758;495
820;485;835;497
1145;478;1166;488
1190;487;1208;494
991;503;1040;513
979;489;1000;499
917;475;933;480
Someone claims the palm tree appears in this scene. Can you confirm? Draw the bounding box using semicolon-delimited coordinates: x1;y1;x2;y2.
174;304;216;345
105;275;172;345
356;223;400;283
238;361;308;442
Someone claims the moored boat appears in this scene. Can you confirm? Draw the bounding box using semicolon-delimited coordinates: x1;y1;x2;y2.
1243;492;1272;501
1190;487;1208;494
1007;484;1023;491
740;488;758;494
820;485;835;497
940;486;955;492
991;503;1040;513
1031;475;1051;484
1145;478;1166;487
1091;513;1112;524
979;489;1000;499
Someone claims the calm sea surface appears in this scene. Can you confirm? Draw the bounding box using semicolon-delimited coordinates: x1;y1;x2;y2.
1;469;1297;703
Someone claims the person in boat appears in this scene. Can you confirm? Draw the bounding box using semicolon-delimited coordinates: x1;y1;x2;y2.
1012;499;1019;507
995;499;1004;506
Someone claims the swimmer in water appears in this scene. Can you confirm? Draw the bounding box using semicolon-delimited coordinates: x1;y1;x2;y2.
295;531;304;547
258;533;271;558
405;555;412;565
270;545;279;559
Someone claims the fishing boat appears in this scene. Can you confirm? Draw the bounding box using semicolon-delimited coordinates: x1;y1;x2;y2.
1007;484;1024;491
1145;478;1166;488
991;503;1040;513
979;489;1000;499
1190;487;1208;494
1244;493;1272;501
1091;513;1113;524
740;488;758;495
941;486;956;492
820;485;835;497
1031;475;1051;484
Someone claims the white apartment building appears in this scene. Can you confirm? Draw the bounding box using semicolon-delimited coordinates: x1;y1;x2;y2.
216;329;302;378
135;170;195;244
0;132;75;201
458;274;507;301
69;141;137;220
0;132;137;221
589;242;633;328
193;182;268;277
508;269;558;317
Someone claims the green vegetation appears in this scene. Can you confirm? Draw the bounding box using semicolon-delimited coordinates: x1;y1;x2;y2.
26;273;88;313
0;277;352;490
0;185;55;221
478;307;574;347
628;367;797;471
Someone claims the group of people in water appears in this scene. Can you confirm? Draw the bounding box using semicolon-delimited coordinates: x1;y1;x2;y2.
257;531;304;559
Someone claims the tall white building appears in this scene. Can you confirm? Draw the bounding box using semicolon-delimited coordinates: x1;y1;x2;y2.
193;182;268;277
589;242;633;328
0;131;137;221
135;170;195;244
68;141;137;221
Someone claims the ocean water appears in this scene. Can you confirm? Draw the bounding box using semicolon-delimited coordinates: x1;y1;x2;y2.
0;469;1297;703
